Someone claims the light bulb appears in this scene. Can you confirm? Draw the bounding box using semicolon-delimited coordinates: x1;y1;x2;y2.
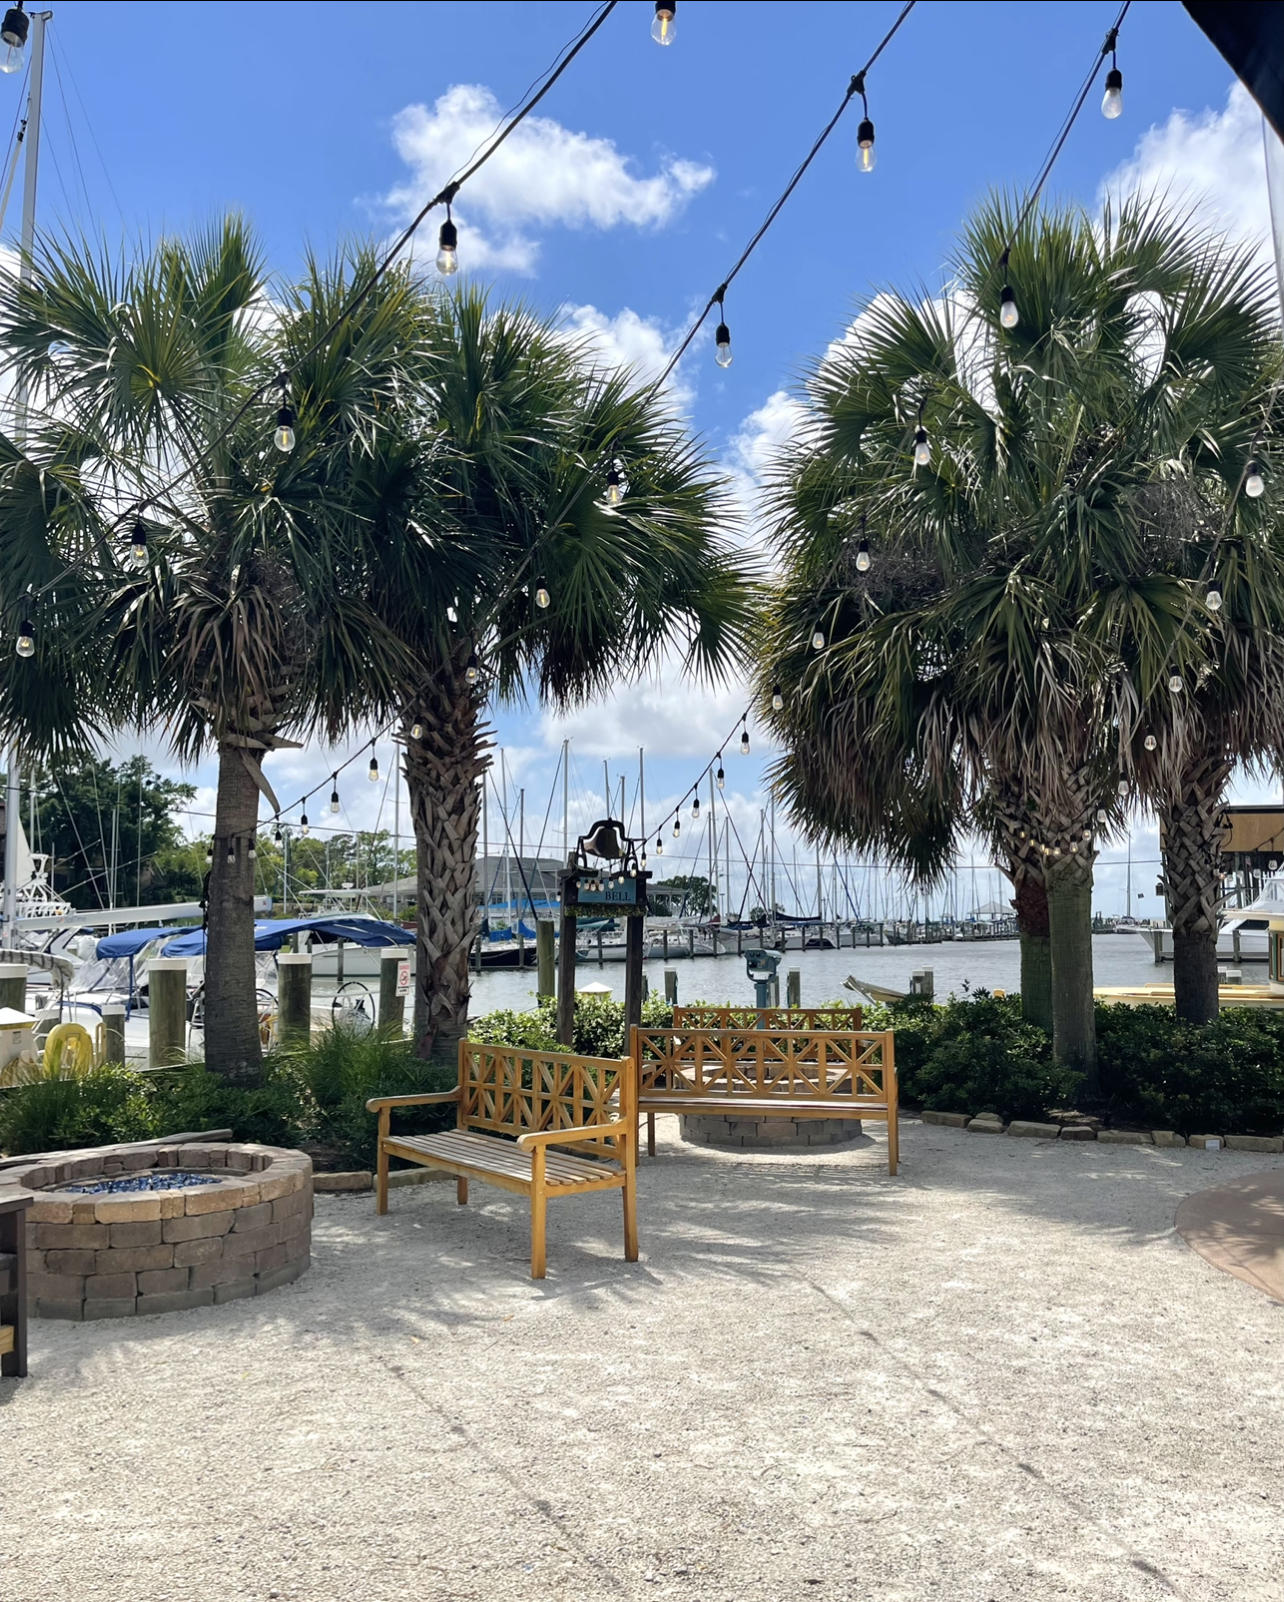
1117;779;1129;797
640;850;648;870
651;2;675;45
410;720;424;740
1206;582;1223;612
656;836;664;857
129;521;149;567
1245;461;1265;498
368;756;379;783
673;816;681;839
999;285;1019;329
0;6;27;74
1168;674;1183;694
1144;733;1156;751
740;729;750;755
855;538;871;573
300;812;309;837
772;685;784;711
15;618;33;658
1053;847;1061;857
716;763;725;789
226;847;235;865
605;466;623;508
692;796;700;819
436;218;459;276
856;118;875;173
913;426;930;467
535;578;550;609
274;405;296;452
811;628;825;651
1271;860;1280;873
274;827;282;845
248;843;256;860
715;321;732;368
1082;829;1091;841
329;788;340;814
1097;809;1108;823
1102;68;1123;119
465;651;480;685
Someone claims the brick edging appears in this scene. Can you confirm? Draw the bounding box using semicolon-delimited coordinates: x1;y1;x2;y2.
919;1110;1283;1150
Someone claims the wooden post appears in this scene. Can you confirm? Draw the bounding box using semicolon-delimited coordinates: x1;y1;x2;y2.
0;1191;32;1378
786;968;801;1007
101;1004;126;1066
556;870;577;1048
664;968;678;1005
379;949;406;1037
624;913;645;1037
0;963;25;1013
536;920;555;1000
147;957;188;1067
277;952;312;1047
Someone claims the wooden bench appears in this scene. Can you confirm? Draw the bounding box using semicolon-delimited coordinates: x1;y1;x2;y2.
632;1026;898;1174
1;1190;32;1379
368;1042;638;1279
673;1005;864;1030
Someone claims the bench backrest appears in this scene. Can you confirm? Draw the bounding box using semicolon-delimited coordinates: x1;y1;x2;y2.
631;1027;896;1106
458;1041;636;1160
672;1004;864;1031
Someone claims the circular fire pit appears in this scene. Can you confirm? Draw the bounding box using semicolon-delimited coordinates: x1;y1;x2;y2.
10;1141;313;1320
679;1112;863;1150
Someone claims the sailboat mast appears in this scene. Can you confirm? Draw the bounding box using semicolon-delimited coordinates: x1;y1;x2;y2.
562;739;569;859
638;747;645;847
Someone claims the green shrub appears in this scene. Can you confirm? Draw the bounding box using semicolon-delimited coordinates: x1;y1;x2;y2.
468;995;673;1058
0;1064;160;1155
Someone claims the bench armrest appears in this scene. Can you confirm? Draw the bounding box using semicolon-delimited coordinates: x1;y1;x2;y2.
516;1120;629;1151
366;1088;461;1113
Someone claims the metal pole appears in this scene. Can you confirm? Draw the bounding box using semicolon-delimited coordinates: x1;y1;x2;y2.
562;738;569;857
3;13;48;941
638;747;645;846
392;749;400;920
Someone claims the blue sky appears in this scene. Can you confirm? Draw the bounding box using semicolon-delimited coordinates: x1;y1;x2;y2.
21;0;1280;915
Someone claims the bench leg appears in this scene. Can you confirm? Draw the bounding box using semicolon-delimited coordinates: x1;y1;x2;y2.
887;1108;899;1176
456;1177;469;1206
530;1166;547;1281
646;1111;656;1158
375;1112;390;1216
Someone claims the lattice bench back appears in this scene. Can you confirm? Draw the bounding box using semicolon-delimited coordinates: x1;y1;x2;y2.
672;1005;864;1031
631;1027;895;1106
458;1042;636;1161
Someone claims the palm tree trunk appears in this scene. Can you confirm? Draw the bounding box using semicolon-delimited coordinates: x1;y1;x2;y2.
1160;754;1231;1025
1012;869;1052;1031
1045;849;1099;1099
403;657;489;1061
202;742;264;1083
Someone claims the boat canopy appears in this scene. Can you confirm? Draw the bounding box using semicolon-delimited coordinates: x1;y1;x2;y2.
96;927;189;959
160;917;415;958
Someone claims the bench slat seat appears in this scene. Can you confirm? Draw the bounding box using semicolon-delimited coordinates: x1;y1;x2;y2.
370;1042;638;1278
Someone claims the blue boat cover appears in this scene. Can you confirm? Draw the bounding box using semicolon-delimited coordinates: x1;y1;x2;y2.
159;916;415;958
96;927;188;959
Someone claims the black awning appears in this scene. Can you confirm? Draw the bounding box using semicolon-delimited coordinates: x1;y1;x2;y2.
1184;2;1284;143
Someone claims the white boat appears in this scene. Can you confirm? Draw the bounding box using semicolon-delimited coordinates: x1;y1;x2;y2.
1140;878;1284;962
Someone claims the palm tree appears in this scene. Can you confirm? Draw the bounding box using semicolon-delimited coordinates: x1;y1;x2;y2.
0;222;420;1080
360;288;754;1058
760;193;1280;1081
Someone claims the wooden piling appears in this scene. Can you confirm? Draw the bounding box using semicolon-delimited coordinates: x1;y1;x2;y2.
536;919;556;1001
0;963;26;1013
379;949;407;1037
102;1004;126;1066
277;952;313;1046
146;958;188;1067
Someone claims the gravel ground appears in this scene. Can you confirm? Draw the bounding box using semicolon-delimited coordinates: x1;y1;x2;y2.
2;1120;1282;1602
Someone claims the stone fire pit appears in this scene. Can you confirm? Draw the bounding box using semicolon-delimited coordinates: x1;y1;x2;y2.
8;1141;312;1320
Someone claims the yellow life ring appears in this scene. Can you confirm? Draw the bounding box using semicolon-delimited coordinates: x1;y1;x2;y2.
258;1007;277;1047
42;1021;96;1077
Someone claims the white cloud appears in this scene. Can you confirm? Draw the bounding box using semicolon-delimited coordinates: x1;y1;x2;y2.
560;302;696;412
1100;82;1273;264
385;84;714;276
722;387;807;566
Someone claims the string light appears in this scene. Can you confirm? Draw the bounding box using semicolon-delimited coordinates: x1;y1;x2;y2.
1206;580;1223;612
1117;779;1129;796
855;537;871;573
913;422;930;468
853;71;875;172
436;211;459;277
651;0;675;46
771;684;784;711
1168;674;1183;694
1245;460;1265;498
1097;808;1108;823
605;465;623;508
248;838;257;861
640;846;648;869
274;825;282;845
410;719;424;739
714;289;733;368
273;376;296;453
329;779;340;814
999;250;1019;329
14;617;33;658
1101;29;1122;118
368;749;379;783
1144;733;1156;751
535;577;551;609
692;794;700;820
129;521;149;568
0;4;27;74
672;815;681;839
300;810;309;837
740;728;750;755
656;835;664;857
226;844;235;866
811;626;825;650
716;756;725;789
465;650;480;685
